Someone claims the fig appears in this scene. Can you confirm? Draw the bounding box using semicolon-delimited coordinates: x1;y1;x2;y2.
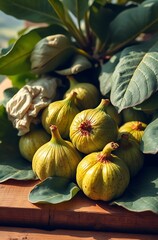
70;99;118;154
32;125;82;180
114;133;144;177
19;127;50;162
76;142;130;201
119;121;147;144
122;108;148;124
64;76;100;110
42;91;80;139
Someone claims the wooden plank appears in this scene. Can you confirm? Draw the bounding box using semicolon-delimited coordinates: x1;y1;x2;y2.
0;180;158;234
0;227;157;240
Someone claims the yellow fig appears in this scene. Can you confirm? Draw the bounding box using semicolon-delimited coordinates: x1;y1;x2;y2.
70;99;118;154
76;142;130;201
119;121;147;144
64;76;101;110
32;125;82;180
42;91;80;139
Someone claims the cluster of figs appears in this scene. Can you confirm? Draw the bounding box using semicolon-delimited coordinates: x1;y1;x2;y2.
19;77;148;202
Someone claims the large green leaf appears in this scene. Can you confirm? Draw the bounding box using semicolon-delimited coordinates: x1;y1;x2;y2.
89;3;114;43
0;105;36;182
110;37;158;112
141;118;158;154
29;176;80;204
0;25;68;75
108;0;158;53
112;166;158;214
0;0;60;24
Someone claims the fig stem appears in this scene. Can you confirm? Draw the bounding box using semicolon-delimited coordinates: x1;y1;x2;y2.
97;142;119;163
50;125;63;143
97;99;110;111
131;121;145;130
102;142;119;156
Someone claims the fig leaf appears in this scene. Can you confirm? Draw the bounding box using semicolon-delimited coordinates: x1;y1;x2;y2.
29;176;80;204
141;118;158;154
0;105;36;182
110;37;158;112
112;166;158;214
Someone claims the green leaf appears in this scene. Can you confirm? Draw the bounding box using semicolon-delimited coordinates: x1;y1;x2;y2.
112;166;158;214
29;176;80;204
61;0;89;21
0;105;36;182
0;0;60;24
89;3;115;42
108;0;158;53
134;92;158;112
0;25;68;75
141;118;158;154
49;0;88;48
99;52;121;96
110;37;158;112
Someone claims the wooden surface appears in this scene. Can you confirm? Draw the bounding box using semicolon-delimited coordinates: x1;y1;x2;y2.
0;227;157;240
0;179;158;234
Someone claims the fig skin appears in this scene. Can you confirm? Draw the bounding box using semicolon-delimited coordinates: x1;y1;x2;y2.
41;91;80;139
114;133;144;177
19;127;50;162
64;76;101;110
32;125;82;181
76;142;130;201
119;121;147;144
70;99;118;154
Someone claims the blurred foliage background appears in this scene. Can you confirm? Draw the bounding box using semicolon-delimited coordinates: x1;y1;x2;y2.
0;11;24;82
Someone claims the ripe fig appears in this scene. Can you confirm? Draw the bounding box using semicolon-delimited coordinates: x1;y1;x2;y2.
119;121;147;144
32;125;82;180
19;127;50;162
42;91;80;139
70;99;118;154
114;133;144;177
76;142;130;201
64;76;100;110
